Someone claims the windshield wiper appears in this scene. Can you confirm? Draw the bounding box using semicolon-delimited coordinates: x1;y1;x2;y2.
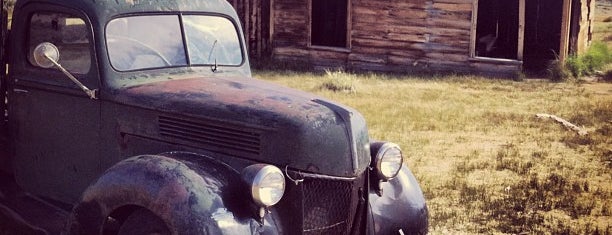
208;39;218;72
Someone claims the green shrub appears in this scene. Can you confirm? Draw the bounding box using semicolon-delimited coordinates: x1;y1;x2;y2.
565;55;586;77
583;42;612;73
564;42;612;78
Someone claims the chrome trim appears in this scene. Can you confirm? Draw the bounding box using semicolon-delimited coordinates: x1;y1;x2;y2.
242;164;286;207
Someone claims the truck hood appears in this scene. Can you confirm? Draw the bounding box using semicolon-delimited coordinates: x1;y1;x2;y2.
112;76;370;177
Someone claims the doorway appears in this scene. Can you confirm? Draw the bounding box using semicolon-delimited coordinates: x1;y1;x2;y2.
523;0;563;75
472;0;572;76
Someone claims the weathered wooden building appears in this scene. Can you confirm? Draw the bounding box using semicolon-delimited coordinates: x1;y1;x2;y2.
229;0;595;76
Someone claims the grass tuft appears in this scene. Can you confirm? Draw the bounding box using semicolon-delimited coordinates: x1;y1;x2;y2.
319;70;358;93
548;59;573;82
604;70;612;82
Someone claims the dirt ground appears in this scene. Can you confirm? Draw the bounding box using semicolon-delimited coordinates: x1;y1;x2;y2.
582;80;612;95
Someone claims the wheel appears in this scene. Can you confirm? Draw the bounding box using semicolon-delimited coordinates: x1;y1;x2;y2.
117;208;170;235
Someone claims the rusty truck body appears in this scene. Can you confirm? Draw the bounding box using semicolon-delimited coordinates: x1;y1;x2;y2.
0;0;428;234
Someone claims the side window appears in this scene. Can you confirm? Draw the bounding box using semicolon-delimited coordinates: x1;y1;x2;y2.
27;12;91;74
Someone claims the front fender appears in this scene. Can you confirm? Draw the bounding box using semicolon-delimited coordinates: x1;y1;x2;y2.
368;165;428;235
66;152;281;235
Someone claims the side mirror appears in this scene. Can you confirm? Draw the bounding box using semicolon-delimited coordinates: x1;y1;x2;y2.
33;42;60;68
32;42;97;99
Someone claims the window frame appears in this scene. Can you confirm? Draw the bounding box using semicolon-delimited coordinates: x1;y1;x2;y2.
308;0;352;51
27;11;93;74
104;13;246;72
19;5;99;90
470;0;575;64
469;0;525;62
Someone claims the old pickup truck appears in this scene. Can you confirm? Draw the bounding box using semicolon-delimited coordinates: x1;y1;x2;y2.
0;0;428;234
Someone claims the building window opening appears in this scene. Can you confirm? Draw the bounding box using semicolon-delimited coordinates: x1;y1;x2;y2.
311;0;348;48
475;0;519;60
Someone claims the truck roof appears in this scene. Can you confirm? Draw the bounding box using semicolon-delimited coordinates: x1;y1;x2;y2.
14;0;239;21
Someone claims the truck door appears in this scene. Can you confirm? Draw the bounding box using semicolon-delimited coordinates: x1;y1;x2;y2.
7;4;101;204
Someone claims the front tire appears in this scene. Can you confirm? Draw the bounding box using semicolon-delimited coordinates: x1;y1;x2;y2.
117;208;170;235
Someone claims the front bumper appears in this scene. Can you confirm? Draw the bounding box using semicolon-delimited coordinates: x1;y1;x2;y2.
269;165;428;235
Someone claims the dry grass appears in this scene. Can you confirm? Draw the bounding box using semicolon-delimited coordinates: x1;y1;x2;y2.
595;1;612;48
255;70;612;234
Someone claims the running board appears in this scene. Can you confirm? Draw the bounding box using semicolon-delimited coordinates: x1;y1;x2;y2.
0;174;69;235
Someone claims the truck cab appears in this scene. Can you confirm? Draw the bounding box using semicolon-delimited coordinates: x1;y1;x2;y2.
0;0;428;234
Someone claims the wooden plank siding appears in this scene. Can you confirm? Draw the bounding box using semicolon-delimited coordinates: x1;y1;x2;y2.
263;0;520;74
227;0;272;58
228;0;593;76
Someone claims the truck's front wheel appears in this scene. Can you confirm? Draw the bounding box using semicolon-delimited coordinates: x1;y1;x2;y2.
118;208;170;235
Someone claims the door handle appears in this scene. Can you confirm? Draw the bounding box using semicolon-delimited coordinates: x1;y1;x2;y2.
13;89;29;93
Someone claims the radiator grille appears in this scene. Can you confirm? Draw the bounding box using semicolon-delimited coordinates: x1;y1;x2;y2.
302;177;356;235
158;116;261;155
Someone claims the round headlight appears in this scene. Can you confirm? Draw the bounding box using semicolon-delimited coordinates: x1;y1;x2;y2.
242;164;286;207
375;143;403;180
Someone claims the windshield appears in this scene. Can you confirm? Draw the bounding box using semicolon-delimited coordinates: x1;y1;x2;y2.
106;15;243;71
